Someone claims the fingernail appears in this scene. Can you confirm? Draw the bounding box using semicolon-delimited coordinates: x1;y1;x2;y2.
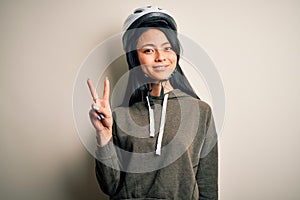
93;105;100;111
97;114;105;120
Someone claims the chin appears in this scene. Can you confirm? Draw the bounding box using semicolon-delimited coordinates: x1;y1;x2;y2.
150;75;171;81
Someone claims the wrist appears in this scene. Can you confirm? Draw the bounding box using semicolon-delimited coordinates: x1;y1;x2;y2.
96;131;112;147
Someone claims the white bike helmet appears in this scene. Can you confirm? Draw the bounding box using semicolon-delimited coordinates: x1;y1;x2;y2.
122;6;180;72
122;6;177;33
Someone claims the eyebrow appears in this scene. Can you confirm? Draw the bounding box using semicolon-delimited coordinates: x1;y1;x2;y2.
138;42;171;49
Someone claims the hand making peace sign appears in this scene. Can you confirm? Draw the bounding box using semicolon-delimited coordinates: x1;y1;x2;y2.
87;78;113;146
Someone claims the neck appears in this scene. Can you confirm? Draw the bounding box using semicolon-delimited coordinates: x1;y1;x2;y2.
149;81;173;97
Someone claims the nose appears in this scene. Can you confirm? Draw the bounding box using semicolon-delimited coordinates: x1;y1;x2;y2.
154;50;166;62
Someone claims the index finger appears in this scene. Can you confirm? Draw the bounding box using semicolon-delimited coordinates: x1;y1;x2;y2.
102;77;110;100
87;79;99;102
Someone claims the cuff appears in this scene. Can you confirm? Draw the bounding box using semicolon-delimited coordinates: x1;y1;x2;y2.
95;139;117;160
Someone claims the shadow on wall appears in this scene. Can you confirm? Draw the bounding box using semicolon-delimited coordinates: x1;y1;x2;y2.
63;150;109;200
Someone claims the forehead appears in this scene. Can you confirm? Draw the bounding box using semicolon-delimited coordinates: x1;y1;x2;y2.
137;29;169;46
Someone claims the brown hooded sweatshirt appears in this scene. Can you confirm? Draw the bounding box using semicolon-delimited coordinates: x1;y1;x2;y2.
95;89;218;199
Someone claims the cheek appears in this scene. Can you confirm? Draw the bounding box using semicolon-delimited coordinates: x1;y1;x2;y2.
137;53;148;65
171;54;177;62
137;54;150;73
169;53;177;66
140;65;148;75
138;56;146;65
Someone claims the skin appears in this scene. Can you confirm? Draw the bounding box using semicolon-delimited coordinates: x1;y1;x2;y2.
136;29;177;96
88;28;178;146
87;78;112;146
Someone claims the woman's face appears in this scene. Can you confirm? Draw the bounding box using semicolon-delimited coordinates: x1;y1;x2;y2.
136;29;177;81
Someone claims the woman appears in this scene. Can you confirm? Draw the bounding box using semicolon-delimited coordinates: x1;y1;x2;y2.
88;6;218;199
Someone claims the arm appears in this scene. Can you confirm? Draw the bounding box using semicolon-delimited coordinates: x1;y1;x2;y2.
95;137;121;196
196;107;218;200
87;79;121;195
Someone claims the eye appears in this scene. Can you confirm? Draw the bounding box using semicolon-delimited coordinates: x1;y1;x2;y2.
143;48;154;53
164;46;173;51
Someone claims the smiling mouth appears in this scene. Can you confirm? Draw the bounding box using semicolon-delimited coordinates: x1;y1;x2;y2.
153;65;168;71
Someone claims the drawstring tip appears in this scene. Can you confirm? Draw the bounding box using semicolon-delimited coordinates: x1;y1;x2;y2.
155;149;161;155
155;144;162;155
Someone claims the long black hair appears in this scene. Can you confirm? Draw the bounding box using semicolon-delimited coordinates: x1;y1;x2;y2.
121;21;199;107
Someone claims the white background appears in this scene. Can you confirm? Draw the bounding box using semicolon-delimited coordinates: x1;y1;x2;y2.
1;0;299;199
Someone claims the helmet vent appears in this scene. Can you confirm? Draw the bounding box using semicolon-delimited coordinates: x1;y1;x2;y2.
134;9;143;14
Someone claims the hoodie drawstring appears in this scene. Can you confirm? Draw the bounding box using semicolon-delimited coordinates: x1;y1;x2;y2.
146;93;169;155
146;95;155;137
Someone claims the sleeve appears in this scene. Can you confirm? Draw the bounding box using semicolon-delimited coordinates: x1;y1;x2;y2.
196;106;218;200
95;123;121;196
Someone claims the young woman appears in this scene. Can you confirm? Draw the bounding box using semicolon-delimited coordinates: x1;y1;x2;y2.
88;6;218;199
